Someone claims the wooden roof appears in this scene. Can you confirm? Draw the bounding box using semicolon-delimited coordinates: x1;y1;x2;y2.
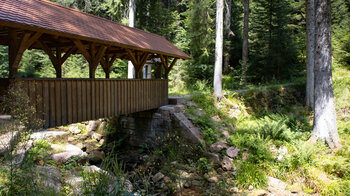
0;0;190;60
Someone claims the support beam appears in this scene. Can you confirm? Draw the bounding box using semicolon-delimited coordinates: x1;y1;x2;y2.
8;31;42;78
73;39;107;78
39;39;76;78
100;54;117;78
160;55;178;79
127;49;150;79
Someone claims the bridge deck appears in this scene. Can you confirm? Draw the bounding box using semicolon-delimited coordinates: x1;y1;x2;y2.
0;79;168;128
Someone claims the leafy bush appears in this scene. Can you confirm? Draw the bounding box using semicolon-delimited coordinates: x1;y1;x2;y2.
255;115;293;142
197;157;213;173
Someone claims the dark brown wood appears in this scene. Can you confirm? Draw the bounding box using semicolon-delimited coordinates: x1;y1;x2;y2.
8;31;42;78
38;39;76;78
73;40;107;78
60;81;67;125
8;79;168;127
67;81;73;124
55;80;62;126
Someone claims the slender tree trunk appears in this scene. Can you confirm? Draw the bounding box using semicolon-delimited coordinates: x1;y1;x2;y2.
306;0;315;109
214;0;224;100
241;0;249;85
127;0;136;79
311;0;341;149
223;0;231;74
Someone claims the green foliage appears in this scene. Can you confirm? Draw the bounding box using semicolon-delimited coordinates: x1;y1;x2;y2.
249;0;301;83
82;147;131;195
197;157;213;174
236;162;268;189
26;140;52;165
255;115;293;142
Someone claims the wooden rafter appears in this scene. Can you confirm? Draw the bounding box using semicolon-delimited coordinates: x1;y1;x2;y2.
38;39;76;78
159;54;178;79
73;39;107;78
8;30;42;78
100;54;117;78
126;49;150;79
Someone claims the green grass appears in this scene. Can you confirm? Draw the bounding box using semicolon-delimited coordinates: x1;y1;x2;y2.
188;68;350;194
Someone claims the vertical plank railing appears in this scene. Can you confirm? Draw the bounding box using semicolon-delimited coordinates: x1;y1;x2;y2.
0;79;168;128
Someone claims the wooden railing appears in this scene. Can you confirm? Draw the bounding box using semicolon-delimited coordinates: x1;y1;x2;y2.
0;78;168;128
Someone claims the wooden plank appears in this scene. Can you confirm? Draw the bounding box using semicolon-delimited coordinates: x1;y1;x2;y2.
131;80;134;113
61;80;67;125
72;81;78;123
43;81;50;128
77;80;82;123
135;81;138;112
35;81;43;121
49;81;56;127
29;81;36;111
127;80;130;114
104;80;108;117
112;80;116;116
95;81;100;119
117;80;121;114
99;81;104;118
91;80;96;120
81;81;87;121
55;80;61;126
107;81;111;117
67;81;73;124
87;80;91;121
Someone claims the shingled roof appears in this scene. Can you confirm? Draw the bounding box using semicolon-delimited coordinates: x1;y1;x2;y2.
0;0;190;59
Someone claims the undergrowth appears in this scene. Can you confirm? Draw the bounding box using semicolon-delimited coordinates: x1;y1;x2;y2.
189;80;350;194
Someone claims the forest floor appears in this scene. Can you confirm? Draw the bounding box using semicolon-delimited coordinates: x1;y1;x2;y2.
0;68;349;195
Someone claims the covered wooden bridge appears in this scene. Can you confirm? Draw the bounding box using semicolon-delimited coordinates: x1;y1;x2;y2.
0;0;190;128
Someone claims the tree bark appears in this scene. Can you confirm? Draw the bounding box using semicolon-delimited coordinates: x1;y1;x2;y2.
306;0;315;109
214;0;224;100
128;0;136;79
311;0;341;149
241;0;249;86
223;0;231;74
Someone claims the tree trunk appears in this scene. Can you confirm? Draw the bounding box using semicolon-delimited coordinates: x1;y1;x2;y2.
241;0;249;85
306;0;315;109
127;0;136;79
214;0;224;100
223;0;231;74
311;0;341;149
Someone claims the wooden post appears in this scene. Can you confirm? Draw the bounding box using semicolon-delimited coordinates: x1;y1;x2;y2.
73;40;107;78
126;50;150;79
8;30;42;78
100;54;117;79
39;40;76;78
160;55;178;79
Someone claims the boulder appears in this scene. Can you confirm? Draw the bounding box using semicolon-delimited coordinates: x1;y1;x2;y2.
205;152;221;166
91;132;103;141
0;131;18;155
96;121;107;134
208;176;219;183
221;156;234;171
87;121;99;133
152;172;165;182
267;176;287;193
36;165;62;193
209;141;228;152
172;112;204;144
68;125;82;134
226;147;240;158
30;130;68;142
51;144;87;163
